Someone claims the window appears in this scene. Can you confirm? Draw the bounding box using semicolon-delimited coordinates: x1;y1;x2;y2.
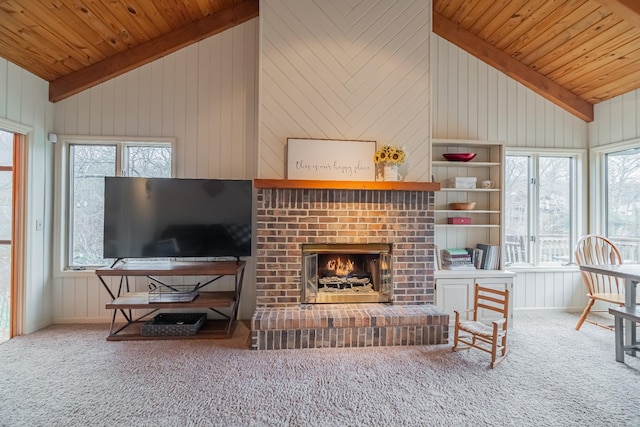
504;151;581;266
60;138;173;270
601;145;640;262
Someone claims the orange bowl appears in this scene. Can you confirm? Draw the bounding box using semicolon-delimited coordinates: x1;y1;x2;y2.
449;202;476;210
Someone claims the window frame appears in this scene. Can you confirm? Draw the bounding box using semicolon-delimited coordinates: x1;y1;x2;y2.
590;138;640;254
54;136;175;277
504;148;586;270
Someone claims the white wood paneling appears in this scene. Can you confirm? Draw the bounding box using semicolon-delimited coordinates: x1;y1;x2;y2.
513;270;586;311
51;19;259;322
259;0;431;182
431;34;587;149
0;59;54;334
590;88;640;147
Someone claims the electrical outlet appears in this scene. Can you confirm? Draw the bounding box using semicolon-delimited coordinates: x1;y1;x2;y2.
36;220;43;231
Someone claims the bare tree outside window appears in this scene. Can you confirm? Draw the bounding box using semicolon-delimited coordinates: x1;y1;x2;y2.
70;145;116;267
505;154;575;265
0;130;13;340
505;156;529;264
606;149;640;262
68;142;172;268
539;157;571;263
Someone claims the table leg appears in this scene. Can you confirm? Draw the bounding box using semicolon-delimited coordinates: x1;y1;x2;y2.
614;314;624;363
625;279;638;357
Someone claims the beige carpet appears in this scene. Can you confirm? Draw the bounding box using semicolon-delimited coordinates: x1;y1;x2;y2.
0;312;639;426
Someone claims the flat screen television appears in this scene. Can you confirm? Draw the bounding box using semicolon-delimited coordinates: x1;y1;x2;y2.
103;177;252;260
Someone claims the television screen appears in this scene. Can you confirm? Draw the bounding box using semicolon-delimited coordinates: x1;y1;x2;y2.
103;177;252;259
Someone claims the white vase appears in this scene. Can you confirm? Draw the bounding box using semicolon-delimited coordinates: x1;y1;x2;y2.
383;164;399;182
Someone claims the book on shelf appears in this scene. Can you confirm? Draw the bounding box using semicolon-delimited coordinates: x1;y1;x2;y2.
465;247;484;269
475;243;501;270
441;248;475;270
442;263;477;271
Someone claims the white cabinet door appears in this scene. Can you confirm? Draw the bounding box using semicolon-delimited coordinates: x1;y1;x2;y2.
475;277;514;325
435;278;474;323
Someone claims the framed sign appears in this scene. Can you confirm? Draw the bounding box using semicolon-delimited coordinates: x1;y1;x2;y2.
287;138;376;181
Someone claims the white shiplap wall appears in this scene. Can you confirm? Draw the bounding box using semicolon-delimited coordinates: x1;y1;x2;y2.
0;58;54;333
431;34;589;311
259;0;431;182
51;19;259;322
589;88;640;147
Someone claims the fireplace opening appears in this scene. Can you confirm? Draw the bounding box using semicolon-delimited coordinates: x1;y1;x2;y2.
302;243;392;304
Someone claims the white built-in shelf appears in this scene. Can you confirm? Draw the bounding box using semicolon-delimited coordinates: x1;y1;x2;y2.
432;161;501;168
432;139;503;148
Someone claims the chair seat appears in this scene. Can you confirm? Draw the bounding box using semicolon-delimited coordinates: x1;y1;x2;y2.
589;293;640;305
458;320;495;338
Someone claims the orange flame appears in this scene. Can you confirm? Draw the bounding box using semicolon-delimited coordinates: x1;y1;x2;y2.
325;257;355;276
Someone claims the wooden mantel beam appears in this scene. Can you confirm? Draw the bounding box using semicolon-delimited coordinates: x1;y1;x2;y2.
432;12;594;122
49;0;259;103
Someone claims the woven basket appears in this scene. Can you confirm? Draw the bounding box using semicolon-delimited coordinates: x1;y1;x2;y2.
141;313;206;336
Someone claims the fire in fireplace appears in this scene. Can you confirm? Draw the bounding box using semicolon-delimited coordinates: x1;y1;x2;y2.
302;243;392;303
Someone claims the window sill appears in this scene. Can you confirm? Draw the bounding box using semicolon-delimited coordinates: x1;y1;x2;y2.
505;264;580;273
54;268;100;279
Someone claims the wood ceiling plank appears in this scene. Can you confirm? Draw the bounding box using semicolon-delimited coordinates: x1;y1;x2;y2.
536;17;632;75
82;0;150;45
433;11;593;122
478;0;540;42
49;0;259;102
0;36;64;80
111;0;164;39
457;1;494;28
550;28;640;85
576;56;640;102
562;40;640;92
450;0;478;24
434;0;467;18
0;1;98;72
523;7;613;67
131;1;173;34
505;1;599;60
64;0;139;54
592;0;640;29
21;0;113;59
152;0;192;28
466;0;515;33
493;0;577;50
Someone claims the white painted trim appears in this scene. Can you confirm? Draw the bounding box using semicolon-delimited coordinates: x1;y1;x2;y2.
0;117;33;135
504;148;586;265
590;138;640;235
52;135;176;277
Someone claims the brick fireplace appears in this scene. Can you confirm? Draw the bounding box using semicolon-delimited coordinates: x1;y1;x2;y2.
250;180;448;350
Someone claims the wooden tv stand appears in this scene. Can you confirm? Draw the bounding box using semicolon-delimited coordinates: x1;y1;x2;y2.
95;260;245;341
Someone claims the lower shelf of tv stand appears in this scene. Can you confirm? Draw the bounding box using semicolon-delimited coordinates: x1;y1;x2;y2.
106;319;238;341
106;291;238;340
106;291;236;309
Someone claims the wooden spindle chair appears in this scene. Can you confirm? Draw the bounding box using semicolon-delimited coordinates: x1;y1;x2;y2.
574;234;631;330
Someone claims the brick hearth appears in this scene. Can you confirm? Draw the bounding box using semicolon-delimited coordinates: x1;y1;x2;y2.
251;183;448;350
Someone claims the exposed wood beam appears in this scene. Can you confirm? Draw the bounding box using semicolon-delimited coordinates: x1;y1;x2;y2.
49;0;258;103
432;12;594;122
592;0;640;29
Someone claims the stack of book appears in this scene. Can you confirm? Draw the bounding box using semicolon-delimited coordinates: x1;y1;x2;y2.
441;248;476;270
476;243;501;270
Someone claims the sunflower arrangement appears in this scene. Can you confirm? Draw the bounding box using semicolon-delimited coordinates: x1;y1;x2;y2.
373;145;405;166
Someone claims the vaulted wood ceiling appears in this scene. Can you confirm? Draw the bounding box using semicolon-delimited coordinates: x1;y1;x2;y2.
1;0;640;122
